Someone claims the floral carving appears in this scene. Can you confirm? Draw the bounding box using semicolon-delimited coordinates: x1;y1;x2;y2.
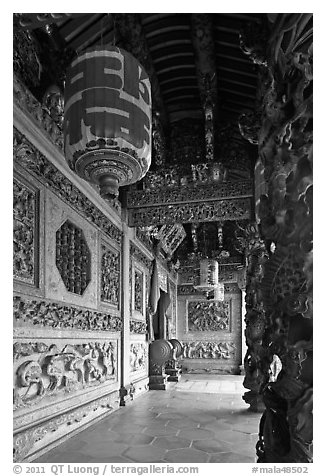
101;245;120;306
13;341;117;411
187;301;230;332
13;177;37;285
56;221;91;295
13;129;122;244
182;341;236;359
130;320;147;334
13;295;122;332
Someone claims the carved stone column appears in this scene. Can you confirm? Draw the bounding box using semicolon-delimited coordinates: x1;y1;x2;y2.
240;14;313;462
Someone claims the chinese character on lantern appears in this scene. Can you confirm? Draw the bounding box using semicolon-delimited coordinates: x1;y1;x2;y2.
64;46;152;199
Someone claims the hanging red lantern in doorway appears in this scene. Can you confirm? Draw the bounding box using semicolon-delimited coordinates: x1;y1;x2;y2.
64;46;152;199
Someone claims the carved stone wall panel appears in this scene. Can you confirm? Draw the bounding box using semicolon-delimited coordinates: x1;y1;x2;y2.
177;292;242;374
134;269;144;314
187;301;231;332
13;128;122;245
130;320;147;334
181;341;236;359
13;339;119;414
100;243;120;308
44;191;99;308
129;342;148;376
130;242;151;320
14;390;119;463
13;295;122;332
13;176;38;286
130;198;252;227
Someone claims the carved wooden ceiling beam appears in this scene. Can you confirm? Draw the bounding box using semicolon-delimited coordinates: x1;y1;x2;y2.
190;14;218;106
113;13;168;130
129;196;253;227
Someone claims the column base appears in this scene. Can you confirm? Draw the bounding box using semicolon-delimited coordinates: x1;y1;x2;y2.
149;374;169;390
166;368;182;382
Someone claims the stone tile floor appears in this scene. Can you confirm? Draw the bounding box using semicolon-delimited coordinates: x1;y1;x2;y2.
35;375;261;463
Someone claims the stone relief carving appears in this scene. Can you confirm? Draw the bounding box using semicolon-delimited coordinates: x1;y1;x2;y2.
130;320;147;334
55;220;91;295
13;177;37;285
130;198;252;227
134;270;144;313
127;180;253;208
13;341;117;410
182;341;236;359
130;343;148;373
130;242;152;270
240;13;313;462
135;227;153;251
13;391;117;462
13;129;122;243
101;245;120;306
187;301;230;332
13;295;122;332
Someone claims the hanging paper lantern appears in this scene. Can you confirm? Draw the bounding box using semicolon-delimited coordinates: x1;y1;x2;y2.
194;258;219;290
194;258;224;300
64;46;151;199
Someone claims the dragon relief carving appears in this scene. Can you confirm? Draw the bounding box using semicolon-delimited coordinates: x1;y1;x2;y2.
13;178;37;284
187;301;230;332
13;341;117;410
182;341;236;360
239;14;313;462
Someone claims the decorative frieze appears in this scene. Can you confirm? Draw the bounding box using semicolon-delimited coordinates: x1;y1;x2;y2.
13;129;122;244
13;177;37;285
130;343;148;373
187;301;230;332
127;180;253;208
13;391;117;462
101;244;120;307
55;220;91;295
130;198;252;227
178;283;239;295
130;320;147;334
182;341;236;359
13;295;122;332
13;341;117;411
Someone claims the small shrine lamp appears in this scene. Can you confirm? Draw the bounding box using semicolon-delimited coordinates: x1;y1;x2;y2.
64;46;152;199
